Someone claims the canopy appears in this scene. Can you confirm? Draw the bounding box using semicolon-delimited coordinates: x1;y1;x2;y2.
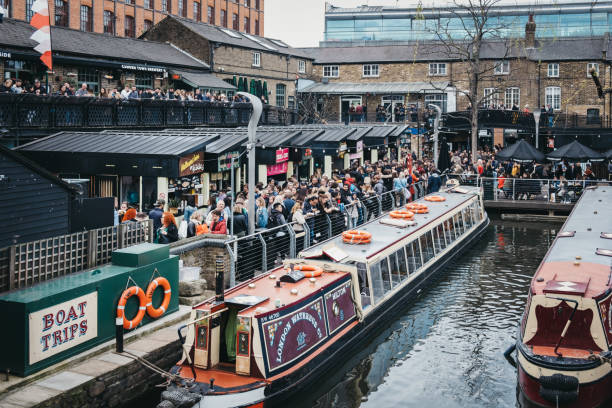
546;140;605;162
171;70;236;90
495;139;545;163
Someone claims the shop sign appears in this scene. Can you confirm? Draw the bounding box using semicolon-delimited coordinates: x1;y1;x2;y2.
29;292;98;364
267;162;288;176
120;64;166;73
276;148;289;163
218;151;240;172
356;141;363;153
338;142;347;158
179;151;205;177
0;51;11;59
301;148;312;161
548;138;555;148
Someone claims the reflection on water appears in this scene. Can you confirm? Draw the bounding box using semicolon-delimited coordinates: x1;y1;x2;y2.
282;221;556;408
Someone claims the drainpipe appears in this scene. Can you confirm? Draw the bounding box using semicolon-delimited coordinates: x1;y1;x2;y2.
537;63;541;108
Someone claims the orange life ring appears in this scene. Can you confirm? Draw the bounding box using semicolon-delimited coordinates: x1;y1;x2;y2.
406;203;429;213
390;210;415;220
342;230;372;244
424;195;446;202
292;264;323;278
146;277;172;319
117;286;147;330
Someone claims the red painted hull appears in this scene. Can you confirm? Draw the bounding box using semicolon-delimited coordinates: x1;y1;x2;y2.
518;364;612;408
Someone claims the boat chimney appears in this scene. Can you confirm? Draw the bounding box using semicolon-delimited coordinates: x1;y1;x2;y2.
215;256;224;303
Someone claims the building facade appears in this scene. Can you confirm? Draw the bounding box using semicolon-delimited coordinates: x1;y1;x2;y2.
143;16;314;108
324;1;612;43
1;0;263;39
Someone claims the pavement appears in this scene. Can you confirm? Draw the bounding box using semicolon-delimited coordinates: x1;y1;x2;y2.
0;306;191;408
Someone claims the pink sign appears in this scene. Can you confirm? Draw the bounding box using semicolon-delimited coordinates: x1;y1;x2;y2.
267;162;288;176
276;148;289;163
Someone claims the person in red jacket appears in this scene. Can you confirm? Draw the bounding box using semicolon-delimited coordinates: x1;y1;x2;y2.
210;210;227;234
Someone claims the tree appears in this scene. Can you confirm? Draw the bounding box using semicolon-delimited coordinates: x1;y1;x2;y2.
297;92;335;124
425;0;521;163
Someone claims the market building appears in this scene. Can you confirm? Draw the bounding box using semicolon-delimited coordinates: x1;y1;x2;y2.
142;16;315;108
0;18;234;95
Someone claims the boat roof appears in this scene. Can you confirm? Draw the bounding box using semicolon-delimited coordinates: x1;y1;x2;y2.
300;186;480;263
531;185;612;299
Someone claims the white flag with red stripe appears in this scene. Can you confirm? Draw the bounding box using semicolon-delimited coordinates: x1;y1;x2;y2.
29;0;52;70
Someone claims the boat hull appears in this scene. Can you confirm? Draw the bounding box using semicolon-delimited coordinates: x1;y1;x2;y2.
187;216;490;408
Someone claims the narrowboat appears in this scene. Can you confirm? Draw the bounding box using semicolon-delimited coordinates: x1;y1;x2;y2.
514;185;612;407
166;185;489;408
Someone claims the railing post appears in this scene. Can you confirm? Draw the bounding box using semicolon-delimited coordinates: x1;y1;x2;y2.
512;179;516;201
303;222;311;248
147;219;154;242
257;233;267;273
118;223;126;249
225;242;236;286
287;225;296;258
377;194;382;215
325;214;332;239
87;229;97;268
8;245;16;291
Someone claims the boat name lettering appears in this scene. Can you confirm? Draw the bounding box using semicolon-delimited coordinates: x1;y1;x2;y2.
276;311;323;363
331;286;347;300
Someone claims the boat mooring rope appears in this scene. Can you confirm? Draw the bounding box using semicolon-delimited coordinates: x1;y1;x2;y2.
120;350;193;387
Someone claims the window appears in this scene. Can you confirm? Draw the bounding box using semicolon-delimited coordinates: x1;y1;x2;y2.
288;96;295;110
244;17;250;33
453;213;465;237
103;11;114;34
369;262;385;304
255;19;259;35
244;0;250;6
232;13;238;30
547;63;559;78
54;0;69;27
362;64;379;77
444;219;455;244
429;62;447;76
405;240;422;274
378;258;392;293
587;62;599;77
419;231;435;264
135;73;153;89
256;0;260;10
178;0;186;17
80;5;92;32
221;10;227;27
78;69;99;93
193;2;201;20
483;88;499;107
125;0;133;4
298;60;306;73
125;15;135;37
494;60;510;75
161;0;169;12
208;6;214;24
143;19;153;32
252;52;261;67
435;224;447;251
390;248;408;284
545;86;561;110
26;0;34;22
323;65;339;78
276;84;286;107
504;87;520;108
144;0;152;9
424;93;448;113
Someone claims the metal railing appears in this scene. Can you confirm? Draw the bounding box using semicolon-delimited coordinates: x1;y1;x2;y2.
443;110;612;130
224;183;427;283
0;220;153;293
0;93;297;130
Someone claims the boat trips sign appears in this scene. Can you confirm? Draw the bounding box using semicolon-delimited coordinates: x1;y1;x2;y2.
29;292;98;364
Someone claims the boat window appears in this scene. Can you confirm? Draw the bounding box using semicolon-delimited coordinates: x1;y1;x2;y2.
463;207;473;229
435;223;447;252
356;262;371;309
380;257;392;293
389;248;408;284
453;213;463;238
444;219;454;244
473;202;482;222
369;262;385;304
420;231;435;264
405;240;421;274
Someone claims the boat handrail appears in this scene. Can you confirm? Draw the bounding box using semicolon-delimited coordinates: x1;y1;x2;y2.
184;307;229;328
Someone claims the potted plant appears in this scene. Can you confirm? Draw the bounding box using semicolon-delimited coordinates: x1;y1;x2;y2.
168;198;180;215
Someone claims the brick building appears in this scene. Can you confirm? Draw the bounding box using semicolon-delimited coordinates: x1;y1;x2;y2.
1;0;263;39
143;16;314;108
299;21;611;125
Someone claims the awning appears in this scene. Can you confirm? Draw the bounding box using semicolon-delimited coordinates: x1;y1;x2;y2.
172;70;237;90
299;81;449;94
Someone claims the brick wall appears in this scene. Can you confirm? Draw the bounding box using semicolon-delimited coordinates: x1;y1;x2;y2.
170;234;232;289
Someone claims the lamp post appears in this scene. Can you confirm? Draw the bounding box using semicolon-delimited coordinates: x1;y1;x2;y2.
238;92;262;235
532;110;541;149
428;104;442;169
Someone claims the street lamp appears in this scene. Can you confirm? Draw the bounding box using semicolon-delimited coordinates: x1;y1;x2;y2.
532;110;541;149
428;104;442;169
237;92;262;234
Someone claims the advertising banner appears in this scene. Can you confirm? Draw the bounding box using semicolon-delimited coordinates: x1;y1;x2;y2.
218;151;240;172
267;162;288;176
276;148;289;163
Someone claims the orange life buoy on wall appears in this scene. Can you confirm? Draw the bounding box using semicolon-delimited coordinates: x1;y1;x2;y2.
406;203;429;213
117;286;147;330
424;195;446;202
146;277;172;319
342;230;372;244
293;264;323;278
390;209;415;220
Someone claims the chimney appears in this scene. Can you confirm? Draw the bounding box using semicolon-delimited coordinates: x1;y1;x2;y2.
525;14;536;48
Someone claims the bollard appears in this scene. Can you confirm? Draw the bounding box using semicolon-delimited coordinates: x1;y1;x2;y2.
215;256;224;303
115;317;124;353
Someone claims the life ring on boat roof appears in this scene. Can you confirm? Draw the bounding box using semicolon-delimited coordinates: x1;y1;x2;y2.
424;195;446;202
293;264;323;278
390;210;415;220
145;277;172;319
406;203;428;213
342;230;372;244
117;286;147;330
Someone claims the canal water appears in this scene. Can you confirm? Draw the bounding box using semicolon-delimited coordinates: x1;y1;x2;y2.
278;220;557;408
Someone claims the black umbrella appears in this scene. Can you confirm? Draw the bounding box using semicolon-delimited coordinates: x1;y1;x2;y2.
546;140;605;162
495;139;545;163
437;137;451;172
